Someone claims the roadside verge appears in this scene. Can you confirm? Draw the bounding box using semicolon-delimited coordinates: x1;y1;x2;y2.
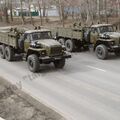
0;77;66;120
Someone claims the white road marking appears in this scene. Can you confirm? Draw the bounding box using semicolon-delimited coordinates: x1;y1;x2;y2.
87;65;106;72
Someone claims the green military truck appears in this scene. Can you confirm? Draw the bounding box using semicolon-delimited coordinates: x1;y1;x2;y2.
53;24;120;59
52;24;87;52
0;27;71;72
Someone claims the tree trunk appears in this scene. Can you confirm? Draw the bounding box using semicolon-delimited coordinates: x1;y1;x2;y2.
117;0;120;30
58;0;65;27
86;0;91;24
42;0;46;17
4;8;9;23
117;0;120;19
97;0;101;23
10;0;13;22
72;8;75;20
4;0;9;23
38;0;43;25
0;3;3;22
20;0;25;24
28;0;34;25
104;0;108;23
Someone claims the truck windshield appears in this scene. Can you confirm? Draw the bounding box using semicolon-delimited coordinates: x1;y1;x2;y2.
99;26;114;33
32;31;52;40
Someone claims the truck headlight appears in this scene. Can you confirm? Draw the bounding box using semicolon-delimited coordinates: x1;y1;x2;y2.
30;42;42;48
40;50;46;56
104;34;110;39
62;45;66;51
110;41;115;46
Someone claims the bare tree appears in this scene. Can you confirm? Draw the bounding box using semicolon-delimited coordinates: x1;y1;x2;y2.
9;0;13;21
4;0;9;23
86;0;91;24
117;0;120;19
37;0;43;25
58;0;65;27
20;0;25;24
28;0;34;25
0;1;3;22
104;0;108;23
42;0;46;17
97;0;100;23
117;0;120;29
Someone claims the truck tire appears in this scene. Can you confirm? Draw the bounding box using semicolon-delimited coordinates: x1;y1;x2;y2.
5;46;14;61
95;44;108;60
65;39;74;52
0;45;5;59
58;38;65;45
54;58;65;69
27;54;40;73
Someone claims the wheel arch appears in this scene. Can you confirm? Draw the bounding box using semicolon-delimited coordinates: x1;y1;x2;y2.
26;49;39;60
94;40;109;51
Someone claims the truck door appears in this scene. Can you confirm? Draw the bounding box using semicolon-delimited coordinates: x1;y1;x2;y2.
24;34;30;52
90;28;99;44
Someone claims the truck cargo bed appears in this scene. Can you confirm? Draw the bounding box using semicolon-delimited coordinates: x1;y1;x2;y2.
52;27;83;40
0;30;18;48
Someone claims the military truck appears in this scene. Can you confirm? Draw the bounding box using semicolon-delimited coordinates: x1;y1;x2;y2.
52;23;88;52
0;27;71;72
53;24;120;59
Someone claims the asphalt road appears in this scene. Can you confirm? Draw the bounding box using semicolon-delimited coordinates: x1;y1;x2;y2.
0;51;120;120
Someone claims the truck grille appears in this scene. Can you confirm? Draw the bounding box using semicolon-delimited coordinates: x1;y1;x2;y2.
50;46;62;56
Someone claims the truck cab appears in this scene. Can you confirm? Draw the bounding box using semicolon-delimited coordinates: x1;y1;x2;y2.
0;28;71;72
19;29;52;52
89;24;120;59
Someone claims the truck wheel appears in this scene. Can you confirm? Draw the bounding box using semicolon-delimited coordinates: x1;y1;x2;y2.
27;54;40;73
95;44;108;60
54;58;65;69
0;45;5;59
5;46;14;61
58;38;65;45
65;39;74;52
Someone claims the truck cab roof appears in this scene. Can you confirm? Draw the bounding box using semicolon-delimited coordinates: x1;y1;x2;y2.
91;24;112;28
25;29;51;34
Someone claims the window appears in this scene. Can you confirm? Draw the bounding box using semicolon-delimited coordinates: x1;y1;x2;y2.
91;28;98;33
31;31;52;41
99;26;114;33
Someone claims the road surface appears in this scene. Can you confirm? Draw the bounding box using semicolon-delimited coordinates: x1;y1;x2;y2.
0;51;120;120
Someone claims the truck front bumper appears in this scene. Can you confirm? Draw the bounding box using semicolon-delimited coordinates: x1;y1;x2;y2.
109;45;120;51
39;52;71;63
